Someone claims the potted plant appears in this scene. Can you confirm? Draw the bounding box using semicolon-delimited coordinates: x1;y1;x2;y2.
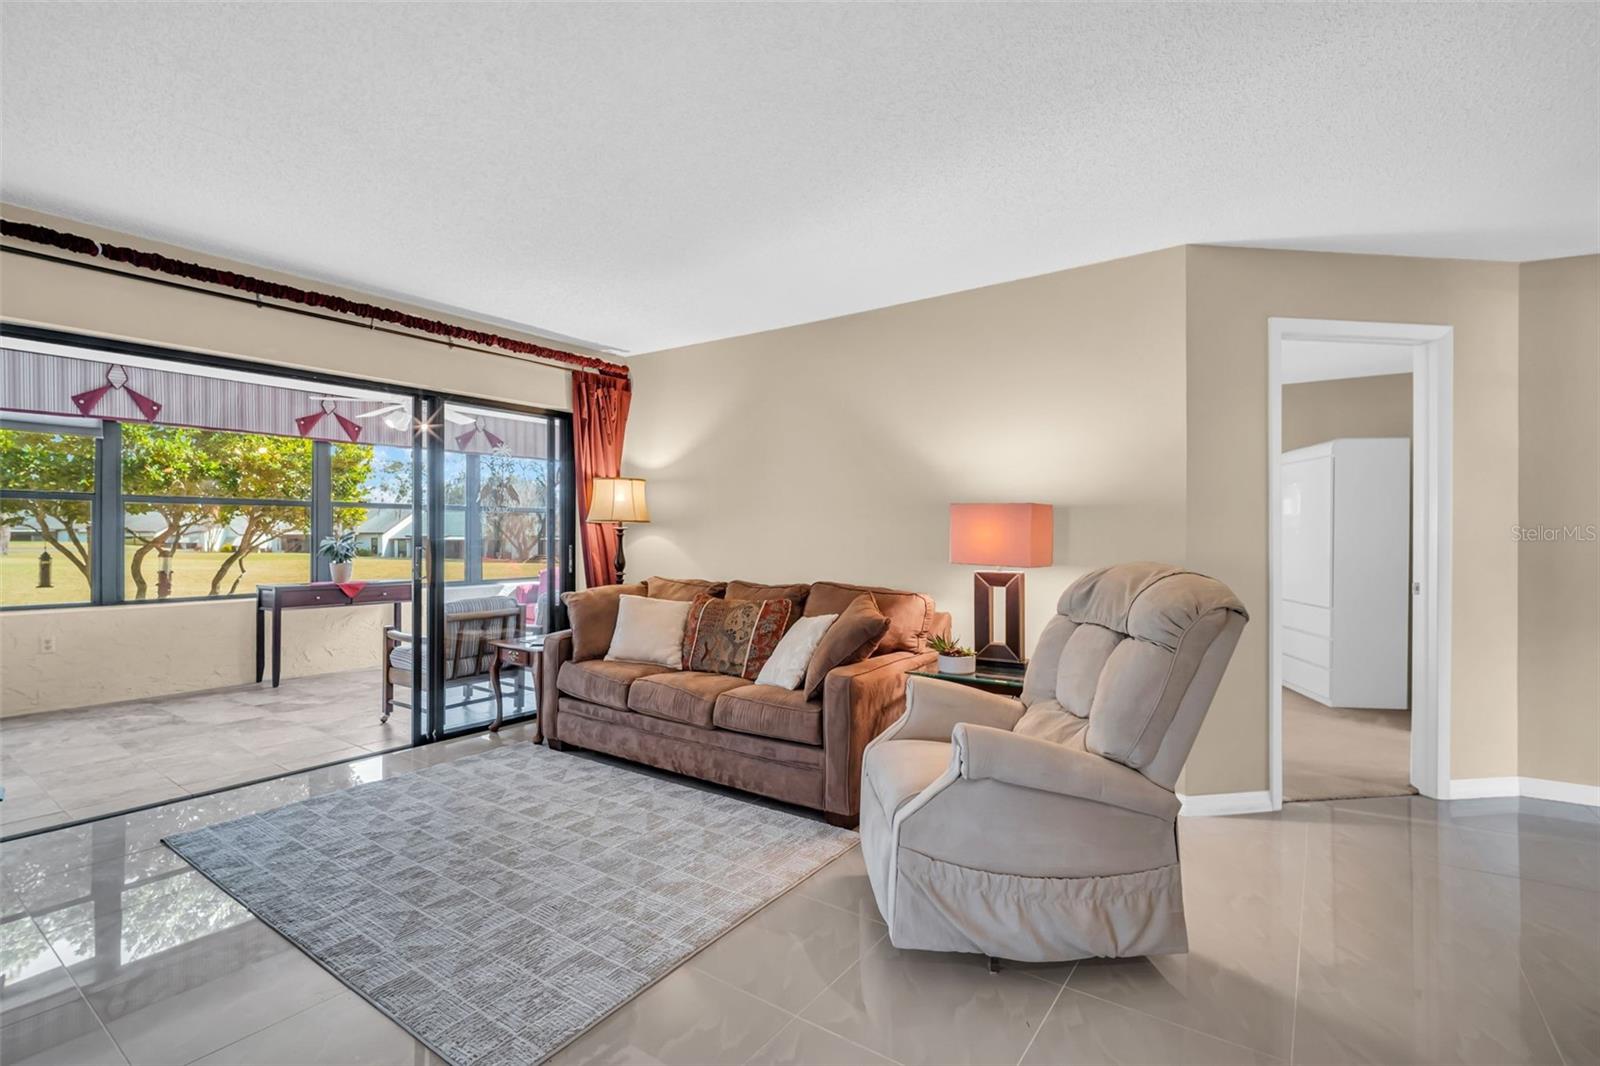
929;634;977;675
319;532;358;584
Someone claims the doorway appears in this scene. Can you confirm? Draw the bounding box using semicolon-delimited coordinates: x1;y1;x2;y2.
1267;318;1454;806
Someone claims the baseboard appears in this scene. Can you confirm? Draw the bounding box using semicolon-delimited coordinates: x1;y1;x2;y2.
1447;776;1600;807
1176;790;1275;817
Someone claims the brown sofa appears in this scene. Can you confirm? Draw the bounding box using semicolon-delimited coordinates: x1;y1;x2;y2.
540;578;951;827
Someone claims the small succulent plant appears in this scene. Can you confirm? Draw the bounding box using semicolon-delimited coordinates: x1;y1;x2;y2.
929;634;975;657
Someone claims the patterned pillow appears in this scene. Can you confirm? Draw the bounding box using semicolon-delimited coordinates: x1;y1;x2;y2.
681;593;795;680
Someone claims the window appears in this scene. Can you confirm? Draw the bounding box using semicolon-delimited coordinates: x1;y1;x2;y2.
332;442;415;583
0;426;96;606
121;426;312;600
0;340;571;616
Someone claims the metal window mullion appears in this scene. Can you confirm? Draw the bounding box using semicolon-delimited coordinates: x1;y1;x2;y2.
94;421;123;604
311;442;332;581
120;494;309;508
424;396;447;743
0;489;96;501
463;451;482;585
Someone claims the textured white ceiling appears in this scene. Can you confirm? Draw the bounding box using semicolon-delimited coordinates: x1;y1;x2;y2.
1;3;1595;354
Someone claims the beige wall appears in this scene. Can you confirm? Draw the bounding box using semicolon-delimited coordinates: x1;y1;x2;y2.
622;247;1190;658
1185;246;1521;792
0;205;588;716
1517;255;1600;788
1282;373;1412;452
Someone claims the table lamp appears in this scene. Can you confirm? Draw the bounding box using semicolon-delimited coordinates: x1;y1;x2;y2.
586;477;650;584
949;503;1053;665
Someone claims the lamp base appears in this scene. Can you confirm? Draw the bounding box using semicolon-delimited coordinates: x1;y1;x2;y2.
613;524;628;586
973;571;1026;665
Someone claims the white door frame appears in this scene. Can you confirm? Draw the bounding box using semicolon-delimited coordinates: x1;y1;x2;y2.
1267;317;1454;807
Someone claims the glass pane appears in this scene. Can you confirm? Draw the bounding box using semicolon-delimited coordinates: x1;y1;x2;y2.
124;506;309;599
480;511;546;584
332;443;413;505
442;452;467;506
442;507;466;582
0;428;95;492
0;498;92;605
478;453;548;511
121;427;311;500
333;505;415;581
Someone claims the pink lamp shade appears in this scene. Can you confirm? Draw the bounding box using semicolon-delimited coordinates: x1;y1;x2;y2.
949;503;1053;568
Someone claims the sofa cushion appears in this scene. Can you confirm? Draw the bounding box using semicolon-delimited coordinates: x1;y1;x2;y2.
562;583;646;661
557;659;668;711
682;594;795;680
726;580;810;610
629;671;748;729
645;576;727;601
863;739;952;817
803;594;890;699
805;581;936;653
714;684;824;745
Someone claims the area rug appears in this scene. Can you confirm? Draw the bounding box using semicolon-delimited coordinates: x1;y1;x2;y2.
164;743;856;1066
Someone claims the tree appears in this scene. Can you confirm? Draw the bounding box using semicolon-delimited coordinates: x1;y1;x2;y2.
479;453;546;566
203;433;313;596
0;428;96;583
120;426;221;599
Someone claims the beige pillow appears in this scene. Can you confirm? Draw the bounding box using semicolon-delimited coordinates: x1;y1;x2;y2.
606;594;692;668
563;583;646;661
803;594;891;699
755;613;838;690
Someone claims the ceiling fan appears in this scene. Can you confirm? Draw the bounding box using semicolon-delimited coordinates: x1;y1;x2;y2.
350;402;476;431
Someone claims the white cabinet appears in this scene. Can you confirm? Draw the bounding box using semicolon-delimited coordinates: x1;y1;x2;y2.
1280;439;1410;709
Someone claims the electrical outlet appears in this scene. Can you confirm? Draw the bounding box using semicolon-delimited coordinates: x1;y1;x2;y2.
39;636;57;654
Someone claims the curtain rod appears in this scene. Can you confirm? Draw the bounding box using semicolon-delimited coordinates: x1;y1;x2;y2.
0;219;628;379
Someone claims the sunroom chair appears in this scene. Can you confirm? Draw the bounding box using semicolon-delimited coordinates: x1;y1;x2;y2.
381;595;523;722
860;563;1248;962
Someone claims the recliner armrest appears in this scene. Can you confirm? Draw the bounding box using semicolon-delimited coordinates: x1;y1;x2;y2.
951;723;1181;820
875;677;1025;745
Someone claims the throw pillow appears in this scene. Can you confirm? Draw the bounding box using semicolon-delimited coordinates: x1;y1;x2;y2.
754;613;839;690
725;579;811;611
803;594;890;699
645;576;727;601
682;593;795;681
563;583;646;661
605;594;693;668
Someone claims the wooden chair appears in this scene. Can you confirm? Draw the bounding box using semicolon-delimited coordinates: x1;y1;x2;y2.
381;595;523;723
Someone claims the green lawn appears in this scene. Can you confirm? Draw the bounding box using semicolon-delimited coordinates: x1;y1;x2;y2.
0;547;546;606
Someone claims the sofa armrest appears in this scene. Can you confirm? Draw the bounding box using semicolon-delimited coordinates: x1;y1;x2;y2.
542;629;574;741
874;677;1024;746
951;723;1180;820
820;650;935;818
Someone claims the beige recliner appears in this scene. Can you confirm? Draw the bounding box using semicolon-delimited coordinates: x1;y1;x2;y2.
860;562;1248;961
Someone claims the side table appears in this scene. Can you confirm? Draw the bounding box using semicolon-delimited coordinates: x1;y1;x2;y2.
489;637;547;741
907;660;1027;698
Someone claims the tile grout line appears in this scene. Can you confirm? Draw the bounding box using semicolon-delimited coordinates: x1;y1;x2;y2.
1058;982;1288;1061
1287;812;1312;1065
178;989;355;1066
25;910;133;1066
1518;961;1568;1066
1013;961;1073;1066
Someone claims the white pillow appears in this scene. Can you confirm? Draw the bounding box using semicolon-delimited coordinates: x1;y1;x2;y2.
754;613;839;690
605;595;692;668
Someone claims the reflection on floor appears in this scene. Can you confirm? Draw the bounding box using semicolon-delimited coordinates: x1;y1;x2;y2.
2;724;1595;1066
0;669;531;837
1283;686;1415;802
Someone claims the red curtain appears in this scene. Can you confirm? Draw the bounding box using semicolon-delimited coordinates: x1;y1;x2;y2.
571;370;633;587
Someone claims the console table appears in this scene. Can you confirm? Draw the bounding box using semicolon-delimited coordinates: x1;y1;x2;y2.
255;581;411;687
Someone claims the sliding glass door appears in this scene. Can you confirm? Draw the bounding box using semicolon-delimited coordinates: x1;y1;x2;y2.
411;398;572;741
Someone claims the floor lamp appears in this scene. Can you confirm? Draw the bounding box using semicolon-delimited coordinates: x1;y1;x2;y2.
586;477;650;585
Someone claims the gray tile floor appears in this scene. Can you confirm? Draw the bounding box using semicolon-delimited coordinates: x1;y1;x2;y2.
0;670;530;836
2;725;1597;1066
